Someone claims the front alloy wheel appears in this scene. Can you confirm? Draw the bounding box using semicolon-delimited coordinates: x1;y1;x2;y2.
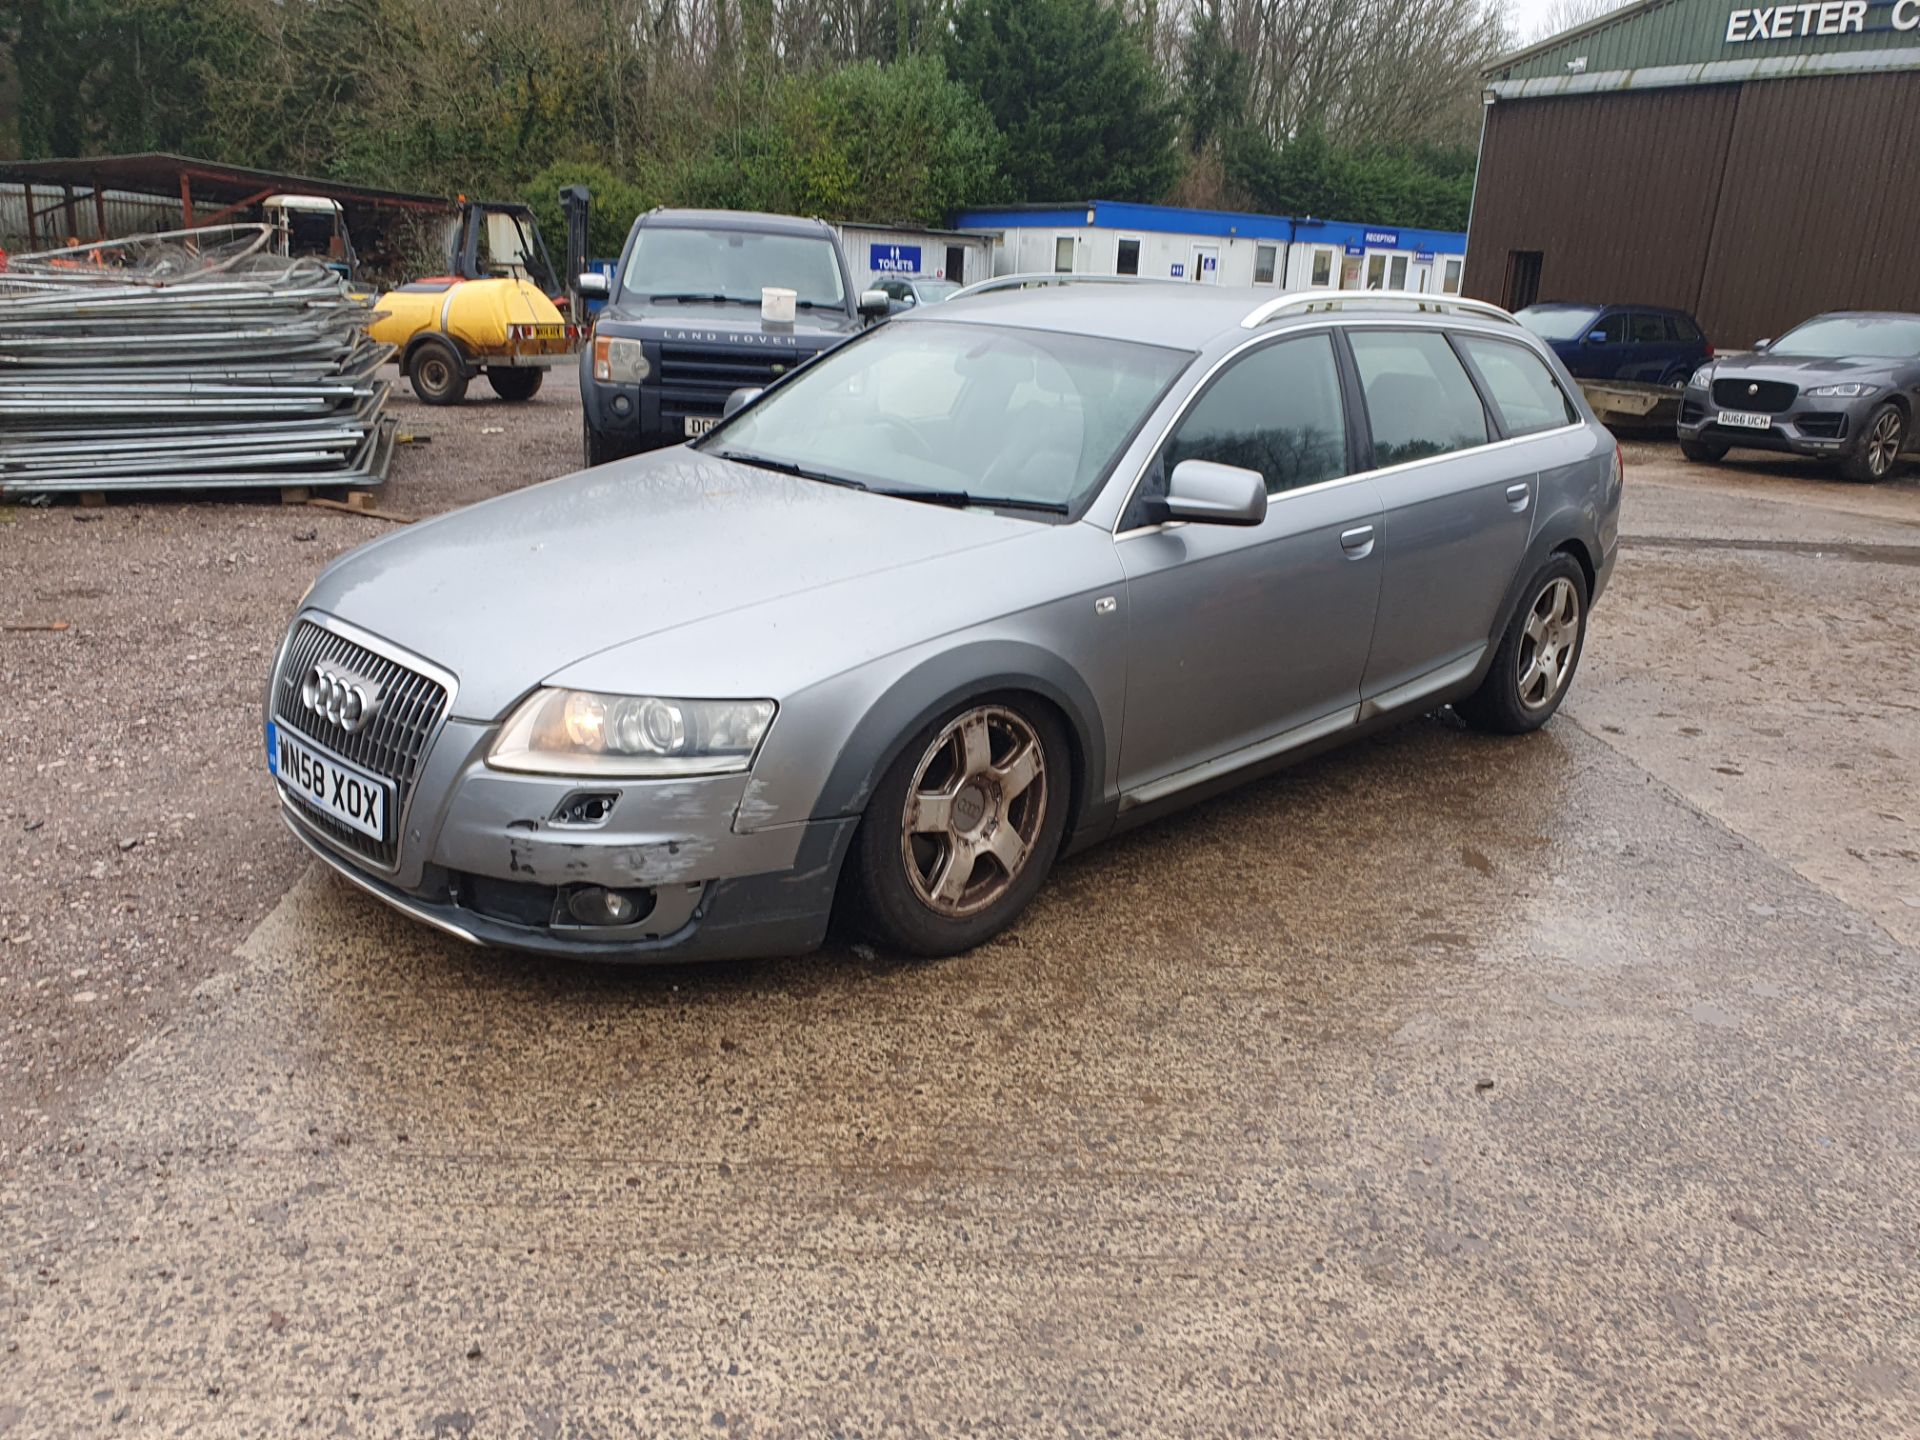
1842;402;1906;483
851;697;1071;957
901;706;1049;917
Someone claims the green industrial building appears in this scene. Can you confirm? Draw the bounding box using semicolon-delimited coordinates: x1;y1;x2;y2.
1464;0;1920;344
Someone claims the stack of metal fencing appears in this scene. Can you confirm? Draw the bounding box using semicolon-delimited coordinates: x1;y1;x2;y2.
0;224;395;497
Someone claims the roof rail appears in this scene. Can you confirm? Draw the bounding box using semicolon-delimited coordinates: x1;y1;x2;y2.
1240;290;1518;330
950;272;1176;301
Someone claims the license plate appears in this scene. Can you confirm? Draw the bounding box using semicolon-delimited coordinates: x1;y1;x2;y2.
1716;409;1772;430
267;720;391;842
684;415;719;438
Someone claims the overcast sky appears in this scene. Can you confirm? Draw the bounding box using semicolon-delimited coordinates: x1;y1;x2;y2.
1502;0;1632;48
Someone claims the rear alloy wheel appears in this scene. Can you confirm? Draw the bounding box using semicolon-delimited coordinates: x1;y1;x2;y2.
1679;439;1727;463
852;699;1070;957
407;337;469;406
1456;555;1589;735
1840;402;1906;483
487;366;544;402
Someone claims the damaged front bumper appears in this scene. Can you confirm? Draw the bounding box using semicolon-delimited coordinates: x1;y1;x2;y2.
282;717;854;962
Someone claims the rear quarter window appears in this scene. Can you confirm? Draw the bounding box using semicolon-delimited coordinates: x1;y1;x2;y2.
1455;335;1578;437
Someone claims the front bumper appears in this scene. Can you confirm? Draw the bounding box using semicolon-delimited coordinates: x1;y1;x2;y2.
274;714;856;963
1676;387;1868;459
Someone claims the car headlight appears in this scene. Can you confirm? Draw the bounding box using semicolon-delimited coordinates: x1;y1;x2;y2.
1807;382;1876;398
1688;365;1714;389
489;689;775;777
592;335;650;384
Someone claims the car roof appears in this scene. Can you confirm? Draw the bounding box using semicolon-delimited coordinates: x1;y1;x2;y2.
1796;310;1920;322
638;208;834;237
920;283;1531;351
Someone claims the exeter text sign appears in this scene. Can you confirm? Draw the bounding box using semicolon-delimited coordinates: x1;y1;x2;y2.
1726;0;1920;41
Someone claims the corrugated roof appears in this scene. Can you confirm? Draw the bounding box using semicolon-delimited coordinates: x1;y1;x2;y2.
0;153;450;211
1488;0;1920;92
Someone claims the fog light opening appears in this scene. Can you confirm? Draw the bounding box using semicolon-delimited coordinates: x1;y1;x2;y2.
565;885;650;927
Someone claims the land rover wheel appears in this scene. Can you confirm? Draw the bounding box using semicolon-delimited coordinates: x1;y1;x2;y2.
407;337;469;406
851;697;1071;958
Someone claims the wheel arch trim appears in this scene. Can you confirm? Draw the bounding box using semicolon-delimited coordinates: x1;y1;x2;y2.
806;640;1109;845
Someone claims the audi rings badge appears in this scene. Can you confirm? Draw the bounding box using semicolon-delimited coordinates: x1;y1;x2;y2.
300;663;382;734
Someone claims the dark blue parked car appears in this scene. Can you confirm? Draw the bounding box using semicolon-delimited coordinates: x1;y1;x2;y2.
1516;303;1712;388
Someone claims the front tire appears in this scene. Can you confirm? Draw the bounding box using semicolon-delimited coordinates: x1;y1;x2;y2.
1679;438;1727;463
851;697;1071;958
1840;401;1906;483
582;414;622;467
1456;555;1589;735
487;366;544;402
407;338;469;406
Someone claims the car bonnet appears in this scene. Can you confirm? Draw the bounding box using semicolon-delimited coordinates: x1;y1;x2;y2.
300;448;1037;720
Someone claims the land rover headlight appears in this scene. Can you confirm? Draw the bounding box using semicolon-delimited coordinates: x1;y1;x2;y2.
489;689;775;777
1807;382;1876;398
592;335;650;384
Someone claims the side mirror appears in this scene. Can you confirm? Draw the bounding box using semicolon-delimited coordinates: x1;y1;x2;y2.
1586;329;1607;345
858;288;890;319
723;386;763;419
1752;338;1771;352
1163;459;1267;527
577;272;610;299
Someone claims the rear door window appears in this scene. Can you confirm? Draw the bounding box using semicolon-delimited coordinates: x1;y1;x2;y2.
1631;312;1668;344
1347;330;1490;467
1455;335;1578;437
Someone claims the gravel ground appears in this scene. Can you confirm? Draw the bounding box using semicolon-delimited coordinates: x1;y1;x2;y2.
0;376;584;1160
3;379;1917;1169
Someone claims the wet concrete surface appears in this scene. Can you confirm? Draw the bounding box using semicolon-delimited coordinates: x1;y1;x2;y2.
3;408;1919;1434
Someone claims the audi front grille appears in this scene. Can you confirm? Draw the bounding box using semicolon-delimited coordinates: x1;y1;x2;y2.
272;620;451;870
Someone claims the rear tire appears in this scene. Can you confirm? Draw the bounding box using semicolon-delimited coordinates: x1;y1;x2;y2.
486;367;544;402
407;338;469;406
850;696;1071;958
1679;438;1727;463
1456;554;1589;736
1839;401;1906;483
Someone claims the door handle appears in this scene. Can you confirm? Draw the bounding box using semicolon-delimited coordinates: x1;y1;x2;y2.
1505;481;1531;511
1340;524;1376;559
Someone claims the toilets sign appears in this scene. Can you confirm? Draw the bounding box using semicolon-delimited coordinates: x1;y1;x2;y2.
1724;0;1920;40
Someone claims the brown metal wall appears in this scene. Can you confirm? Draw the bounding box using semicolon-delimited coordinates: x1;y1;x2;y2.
1464;71;1920;347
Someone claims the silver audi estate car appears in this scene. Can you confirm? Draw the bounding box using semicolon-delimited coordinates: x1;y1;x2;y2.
267;283;1622;961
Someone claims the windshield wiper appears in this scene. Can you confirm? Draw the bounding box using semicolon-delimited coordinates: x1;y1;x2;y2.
870;488;1070;515
707;448;868;490
649;292;750;305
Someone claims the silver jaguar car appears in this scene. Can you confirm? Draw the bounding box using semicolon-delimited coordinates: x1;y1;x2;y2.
267;283;1622;961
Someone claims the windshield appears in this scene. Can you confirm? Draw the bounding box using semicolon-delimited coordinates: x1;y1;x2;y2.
1515;306;1600;341
1772;314;1920;360
913;280;961;302
701;320;1191;513
623;227;847;309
